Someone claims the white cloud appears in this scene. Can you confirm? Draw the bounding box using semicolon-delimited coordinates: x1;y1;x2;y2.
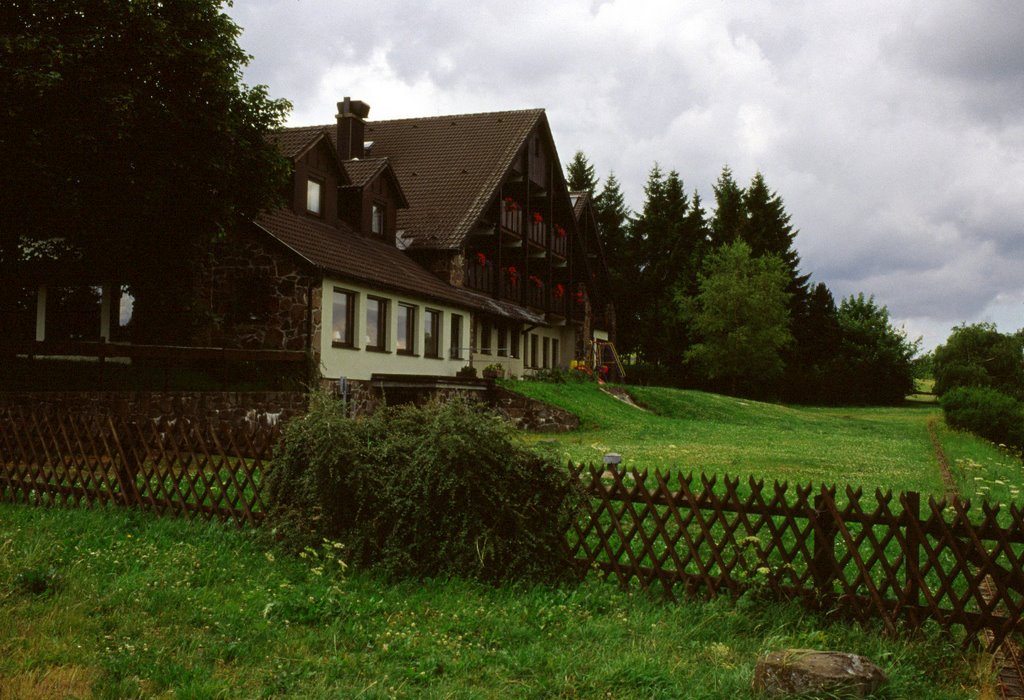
228;0;1024;349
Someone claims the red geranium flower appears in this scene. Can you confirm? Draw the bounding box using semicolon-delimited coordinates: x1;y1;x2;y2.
476;252;487;266
532;211;544;224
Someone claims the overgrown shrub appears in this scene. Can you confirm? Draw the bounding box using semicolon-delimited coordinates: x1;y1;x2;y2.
941;386;1024;450
265;393;582;584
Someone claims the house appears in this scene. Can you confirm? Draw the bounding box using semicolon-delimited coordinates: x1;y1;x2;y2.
14;97;615;388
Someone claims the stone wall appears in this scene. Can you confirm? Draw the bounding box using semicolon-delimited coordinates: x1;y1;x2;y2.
197;228;321;362
487;384;580;432
1;384;579;434
0;391;308;431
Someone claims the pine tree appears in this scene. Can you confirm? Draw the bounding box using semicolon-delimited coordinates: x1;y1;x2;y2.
565;150;599;194
709;166;745;247
594;172;630;264
741;172;809;301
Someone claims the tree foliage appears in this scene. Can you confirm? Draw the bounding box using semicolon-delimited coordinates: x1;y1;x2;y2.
1;0;291;342
683;241;792;395
831;294;919;405
933;323;1024;400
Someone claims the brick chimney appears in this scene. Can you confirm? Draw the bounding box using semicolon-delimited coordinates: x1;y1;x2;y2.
336;97;370;160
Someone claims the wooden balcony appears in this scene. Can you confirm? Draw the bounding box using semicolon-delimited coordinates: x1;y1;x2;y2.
528;218;546;251
525;281;546;309
465;259;494;293
500;200;523;237
550;289;567;317
551;225;568;259
499;273;521;303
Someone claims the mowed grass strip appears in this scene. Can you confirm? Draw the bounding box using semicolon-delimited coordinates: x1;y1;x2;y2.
0;504;988;699
507;381;946;495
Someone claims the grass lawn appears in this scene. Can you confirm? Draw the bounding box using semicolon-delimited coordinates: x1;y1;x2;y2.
506;381;949;496
0;504;991;699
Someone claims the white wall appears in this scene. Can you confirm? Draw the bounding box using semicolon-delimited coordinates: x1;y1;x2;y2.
471;322;577;378
318;276;472;381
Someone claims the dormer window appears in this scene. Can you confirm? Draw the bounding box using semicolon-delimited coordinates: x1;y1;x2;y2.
371;203;384;235
306;178;323;215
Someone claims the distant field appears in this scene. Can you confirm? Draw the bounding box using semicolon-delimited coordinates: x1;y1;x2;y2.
507;381;1019;500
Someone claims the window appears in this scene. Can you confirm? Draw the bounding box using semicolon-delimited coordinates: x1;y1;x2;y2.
366;297;388;351
397;303;416;354
552;339;560;367
530;334;538;368
424;309;441;358
543;337;550;368
306;178;323;215
510;327;520;358
480;320;492;354
497;325;508;357
450;313;463;359
371;203;384;235
331;288;356;347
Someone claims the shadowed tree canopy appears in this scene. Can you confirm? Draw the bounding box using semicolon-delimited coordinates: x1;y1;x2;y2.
1;0;291;342
831;294;919;405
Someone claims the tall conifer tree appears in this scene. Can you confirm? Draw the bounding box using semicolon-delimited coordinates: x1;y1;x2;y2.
565;150;598;194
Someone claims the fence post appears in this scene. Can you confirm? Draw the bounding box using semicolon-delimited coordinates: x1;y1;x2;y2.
811;490;838;603
110;415;141;507
902;491;922;628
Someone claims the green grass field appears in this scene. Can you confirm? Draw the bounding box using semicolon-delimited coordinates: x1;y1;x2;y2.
3;381;1020;698
0;504;989;699
507;381;1015;499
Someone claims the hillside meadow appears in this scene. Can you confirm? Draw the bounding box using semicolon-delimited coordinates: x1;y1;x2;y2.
507;381;1022;501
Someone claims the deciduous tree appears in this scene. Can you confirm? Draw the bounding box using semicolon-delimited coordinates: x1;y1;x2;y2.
683;241;793;396
1;0;291;343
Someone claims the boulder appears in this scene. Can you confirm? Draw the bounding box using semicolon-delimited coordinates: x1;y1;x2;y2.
752;649;888;697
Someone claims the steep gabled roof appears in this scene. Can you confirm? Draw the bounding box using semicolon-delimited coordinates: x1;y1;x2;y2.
341;157;410;208
366;109;543;249
281;109;545;251
253;209;481;311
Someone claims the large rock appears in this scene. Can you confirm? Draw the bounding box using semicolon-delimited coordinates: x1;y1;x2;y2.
752;649;888;697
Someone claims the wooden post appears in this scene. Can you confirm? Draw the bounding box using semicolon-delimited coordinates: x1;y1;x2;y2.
902;491;922;628
812;490;838;602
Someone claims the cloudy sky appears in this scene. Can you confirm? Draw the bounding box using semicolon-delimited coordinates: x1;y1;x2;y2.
227;0;1024;351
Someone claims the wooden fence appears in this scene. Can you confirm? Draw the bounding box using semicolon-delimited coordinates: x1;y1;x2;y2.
567;464;1024;652
2;404;1023;651
0;405;277;526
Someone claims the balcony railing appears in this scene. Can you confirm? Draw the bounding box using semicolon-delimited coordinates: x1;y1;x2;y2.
465;259;494;293
526;282;545;309
500;201;523;236
499;274;520;302
550;287;567;316
552;227;568;258
528;220;546;248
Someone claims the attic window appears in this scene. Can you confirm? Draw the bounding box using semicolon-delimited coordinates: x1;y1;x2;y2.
306;178;323;215
371;203;384;235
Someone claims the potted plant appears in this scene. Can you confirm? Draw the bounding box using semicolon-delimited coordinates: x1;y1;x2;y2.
482;363;505;379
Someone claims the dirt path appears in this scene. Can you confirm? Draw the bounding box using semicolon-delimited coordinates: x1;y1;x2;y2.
928;417;1024;699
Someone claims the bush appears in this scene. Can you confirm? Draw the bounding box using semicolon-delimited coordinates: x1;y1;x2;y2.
265;393;582;584
940;386;1024;450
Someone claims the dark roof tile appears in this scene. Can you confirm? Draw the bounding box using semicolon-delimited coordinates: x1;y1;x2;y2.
254;209;482;311
279;109;544;250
